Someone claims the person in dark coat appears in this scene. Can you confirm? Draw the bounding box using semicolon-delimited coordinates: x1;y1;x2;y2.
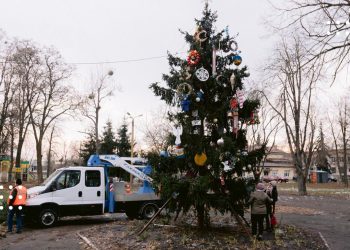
248;182;273;240
270;181;278;214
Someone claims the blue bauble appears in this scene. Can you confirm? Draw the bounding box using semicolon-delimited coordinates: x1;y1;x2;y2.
233;55;242;66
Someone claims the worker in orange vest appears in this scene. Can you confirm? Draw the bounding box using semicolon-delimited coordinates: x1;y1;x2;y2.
7;179;27;233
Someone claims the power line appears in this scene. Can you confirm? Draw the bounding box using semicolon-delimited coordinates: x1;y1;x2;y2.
0;51;187;65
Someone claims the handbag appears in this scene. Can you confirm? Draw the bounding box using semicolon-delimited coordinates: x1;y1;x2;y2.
271;213;277;226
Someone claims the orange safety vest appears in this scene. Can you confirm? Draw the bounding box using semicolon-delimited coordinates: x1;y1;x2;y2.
7;185;27;206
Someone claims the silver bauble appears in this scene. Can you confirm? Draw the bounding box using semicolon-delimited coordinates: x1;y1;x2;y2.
217;138;224;146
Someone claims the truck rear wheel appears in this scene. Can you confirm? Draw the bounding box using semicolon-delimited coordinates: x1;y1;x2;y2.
39;208;57;227
141;203;158;220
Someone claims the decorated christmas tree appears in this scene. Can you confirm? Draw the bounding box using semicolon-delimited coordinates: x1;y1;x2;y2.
149;5;265;227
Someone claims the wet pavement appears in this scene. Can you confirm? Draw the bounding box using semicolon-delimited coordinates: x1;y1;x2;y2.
277;195;350;250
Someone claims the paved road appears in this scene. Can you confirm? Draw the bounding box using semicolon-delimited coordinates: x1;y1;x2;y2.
278;195;350;250
0;214;124;250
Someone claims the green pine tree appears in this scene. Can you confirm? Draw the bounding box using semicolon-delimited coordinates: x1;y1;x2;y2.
116;120;131;157
100;120;117;154
315;123;330;172
149;5;264;227
79;130;96;165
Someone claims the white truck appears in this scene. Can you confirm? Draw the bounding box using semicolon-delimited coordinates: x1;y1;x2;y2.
26;155;161;227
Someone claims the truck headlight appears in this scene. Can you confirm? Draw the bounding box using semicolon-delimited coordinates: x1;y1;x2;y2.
28;192;40;199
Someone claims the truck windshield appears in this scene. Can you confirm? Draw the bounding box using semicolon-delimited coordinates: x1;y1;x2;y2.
41;169;63;186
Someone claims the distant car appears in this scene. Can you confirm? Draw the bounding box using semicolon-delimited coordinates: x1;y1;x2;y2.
279;176;289;183
262;175;289;183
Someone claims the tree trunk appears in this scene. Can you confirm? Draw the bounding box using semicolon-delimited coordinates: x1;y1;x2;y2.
36;141;43;184
8;122;15;182
297;174;307;195
341;165;349;187
196;205;205;229
13;138;25;180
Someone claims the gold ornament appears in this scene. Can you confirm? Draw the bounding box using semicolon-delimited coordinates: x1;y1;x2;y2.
194;153;207;166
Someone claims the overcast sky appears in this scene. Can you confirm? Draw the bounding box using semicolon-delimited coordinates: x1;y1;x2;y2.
0;0;346;159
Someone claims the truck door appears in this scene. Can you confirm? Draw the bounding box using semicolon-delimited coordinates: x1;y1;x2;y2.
52;170;83;216
81;169;105;215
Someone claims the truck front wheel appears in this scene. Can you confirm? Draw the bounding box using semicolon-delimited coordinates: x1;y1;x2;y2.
141;204;158;220
39;208;57;227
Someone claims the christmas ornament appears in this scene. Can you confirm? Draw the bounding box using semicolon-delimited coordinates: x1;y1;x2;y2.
223;162;232;172
191;120;201;126
213;118;218;123
194;152;207;166
236;89;245;108
174;145;185;158
195;29;208;43
195;67;209;82
241;150;248;156
217;137;224;146
177;83;193;96
192;110;198;117
229;40;238;52
230;73;235;90
182;67;192;80
196;90;204;102
214;94;219;102
233;55;242;66
212;47;217;76
230;97;238;110
232;111;239;134
173;125;183;145
181;98;191;112
216;75;224;85
187;50;200;66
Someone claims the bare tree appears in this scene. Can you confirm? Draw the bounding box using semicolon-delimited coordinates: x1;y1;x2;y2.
46;125;57;178
27;47;76;183
271;1;350;81
329;98;350;186
142;106;172;154
262;35;323;195
0;40;17;154
246;97;282;182
8;41;41;180
80;70;115;155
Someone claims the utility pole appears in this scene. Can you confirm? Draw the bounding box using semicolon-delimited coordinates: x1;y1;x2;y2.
127;112;142;184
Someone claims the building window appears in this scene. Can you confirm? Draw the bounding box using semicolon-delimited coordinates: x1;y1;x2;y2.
263;168;270;176
271;171;278;176
331;167;337;174
284;170;290;177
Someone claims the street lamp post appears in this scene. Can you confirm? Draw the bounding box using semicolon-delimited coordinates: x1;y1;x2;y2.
126;112;143;184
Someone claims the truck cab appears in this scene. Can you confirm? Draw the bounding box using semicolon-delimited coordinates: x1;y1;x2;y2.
26;166;105;227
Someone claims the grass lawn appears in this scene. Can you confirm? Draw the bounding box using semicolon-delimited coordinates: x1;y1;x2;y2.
278;182;350;197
